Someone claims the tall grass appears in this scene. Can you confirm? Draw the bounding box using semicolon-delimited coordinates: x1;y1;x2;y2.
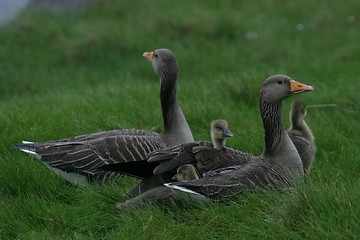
0;0;359;239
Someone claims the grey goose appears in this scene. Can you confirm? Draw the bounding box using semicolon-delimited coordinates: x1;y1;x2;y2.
14;48;193;186
114;74;314;209
288;100;316;175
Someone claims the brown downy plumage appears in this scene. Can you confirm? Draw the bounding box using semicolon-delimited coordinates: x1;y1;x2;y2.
176;164;200;181
288;100;316;175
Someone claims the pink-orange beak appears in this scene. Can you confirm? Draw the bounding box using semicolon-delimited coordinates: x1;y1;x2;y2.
290;80;314;94
143;51;154;62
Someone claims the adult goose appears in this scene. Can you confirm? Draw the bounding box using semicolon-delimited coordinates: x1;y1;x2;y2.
14;48;193;186
288;100;316;175
173;119;233;181
114;74;314;209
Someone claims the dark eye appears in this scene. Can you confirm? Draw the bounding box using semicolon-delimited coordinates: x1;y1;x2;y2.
154;53;158;58
277;80;284;84
216;126;222;130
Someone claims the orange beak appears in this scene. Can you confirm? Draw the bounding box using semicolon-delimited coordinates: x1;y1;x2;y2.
290;80;314;94
143;51;154;62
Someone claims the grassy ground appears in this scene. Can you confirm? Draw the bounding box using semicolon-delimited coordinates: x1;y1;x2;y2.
0;0;359;239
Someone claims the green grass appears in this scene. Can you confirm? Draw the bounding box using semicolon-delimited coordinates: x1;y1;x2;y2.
1;0;359;239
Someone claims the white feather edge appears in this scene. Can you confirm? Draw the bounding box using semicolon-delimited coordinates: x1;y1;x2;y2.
18;148;38;157
164;183;202;195
22;141;34;144
46;164;89;186
164;183;210;205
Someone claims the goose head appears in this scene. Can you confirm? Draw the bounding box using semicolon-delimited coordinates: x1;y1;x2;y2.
261;74;313;104
211;119;233;150
143;48;179;83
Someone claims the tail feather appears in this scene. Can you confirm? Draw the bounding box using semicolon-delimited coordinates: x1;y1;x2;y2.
17;148;40;159
14;143;35;151
15;141;84;154
14;142;40;159
14;141;86;167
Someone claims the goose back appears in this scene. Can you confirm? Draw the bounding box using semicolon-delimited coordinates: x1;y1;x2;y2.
147;119;241;176
98;119;238;196
100;119;234;178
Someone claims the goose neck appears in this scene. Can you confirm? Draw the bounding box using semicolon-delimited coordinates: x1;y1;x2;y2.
290;113;304;130
160;76;178;132
260;97;286;156
159;75;193;144
213;140;224;150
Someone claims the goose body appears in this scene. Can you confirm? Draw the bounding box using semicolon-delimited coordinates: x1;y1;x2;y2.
288;100;316;175
115;119;233;209
99;118;237;195
14;48;193;185
101;120;244;178
173;119;233;181
114;74;313;208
